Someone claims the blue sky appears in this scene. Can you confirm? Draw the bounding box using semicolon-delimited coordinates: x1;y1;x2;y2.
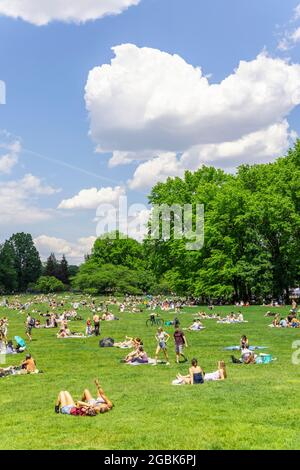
1;0;300;263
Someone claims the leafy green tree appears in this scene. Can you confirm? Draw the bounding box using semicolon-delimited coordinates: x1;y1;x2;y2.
44;253;58;278
92;232;146;270
9;233;42;291
0;241;18;293
35;276;65;293
57;255;69;285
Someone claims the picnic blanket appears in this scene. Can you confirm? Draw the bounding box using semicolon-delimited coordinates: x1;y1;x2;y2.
127;358;156;366
224;346;268;351
58;335;88;339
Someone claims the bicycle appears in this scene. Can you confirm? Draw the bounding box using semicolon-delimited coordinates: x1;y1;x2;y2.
146;314;164;327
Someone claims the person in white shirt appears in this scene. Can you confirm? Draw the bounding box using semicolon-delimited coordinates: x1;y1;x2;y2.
154;328;170;365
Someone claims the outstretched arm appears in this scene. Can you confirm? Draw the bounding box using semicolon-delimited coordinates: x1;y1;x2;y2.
95;379;113;409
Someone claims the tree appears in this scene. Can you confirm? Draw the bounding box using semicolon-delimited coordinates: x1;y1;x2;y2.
92;232;146;270
0;241;18;293
57;255;69;285
9;233;42;291
35;276;65;294
44;253;58;278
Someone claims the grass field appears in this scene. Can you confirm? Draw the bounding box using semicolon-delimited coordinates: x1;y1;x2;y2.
1;297;300;450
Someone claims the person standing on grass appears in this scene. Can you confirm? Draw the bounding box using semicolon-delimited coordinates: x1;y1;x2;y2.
174;325;188;364
93;313;100;337
154;327;170;365
86;318;92;336
25;314;34;342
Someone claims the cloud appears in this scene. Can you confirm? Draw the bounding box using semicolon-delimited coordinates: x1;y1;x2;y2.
277;4;300;51
85;45;300;158
85;44;300;188
0;174;59;224
129;121;297;189
0;0;140;25
278;27;300;51
34;235;96;264
58;186;125;210
129;153;184;190
295;4;300;20
0;134;21;174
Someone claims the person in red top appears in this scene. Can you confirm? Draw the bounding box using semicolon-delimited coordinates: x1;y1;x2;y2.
173;326;188;364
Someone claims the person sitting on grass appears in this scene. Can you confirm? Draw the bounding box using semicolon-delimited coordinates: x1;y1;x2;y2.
124;346;149;364
185;319;204;331
22;353;37;373
57;327;72;338
175;358;204;384
174;325;188;364
80;379;113;414
204;361;227;381
102;312;117;321
240;335;249;349
154;327;170;365
231;345;256;364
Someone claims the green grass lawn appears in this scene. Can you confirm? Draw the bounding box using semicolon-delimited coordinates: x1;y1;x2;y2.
1;297;300;450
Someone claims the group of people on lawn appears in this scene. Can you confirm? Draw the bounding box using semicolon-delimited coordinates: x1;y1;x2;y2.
4;293;294;419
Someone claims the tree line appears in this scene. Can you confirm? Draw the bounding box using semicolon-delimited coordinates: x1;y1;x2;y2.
75;141;300;302
0;233;78;294
1;141;300;300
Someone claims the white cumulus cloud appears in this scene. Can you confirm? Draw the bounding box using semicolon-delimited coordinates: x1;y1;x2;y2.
0;174;59;224
0;0;140;25
85;44;300;188
0;134;21;174
58;186;125;210
34;235;96;264
85;45;300;155
129;121;297;189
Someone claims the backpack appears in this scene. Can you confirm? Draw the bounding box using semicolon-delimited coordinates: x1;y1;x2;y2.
99;337;115;348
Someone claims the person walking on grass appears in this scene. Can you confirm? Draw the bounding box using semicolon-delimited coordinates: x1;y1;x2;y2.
174;325;188;364
25;314;34;342
154;327;170;365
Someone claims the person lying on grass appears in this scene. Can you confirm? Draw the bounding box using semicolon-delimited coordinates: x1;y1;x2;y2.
154;327;170;365
56;327;86;338
55;380;113;416
114;337;143;349
80;379;113;414
204;361;227;381
194;312;221;320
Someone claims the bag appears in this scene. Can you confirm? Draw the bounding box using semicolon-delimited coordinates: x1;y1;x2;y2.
99;337;115;348
256;354;273;364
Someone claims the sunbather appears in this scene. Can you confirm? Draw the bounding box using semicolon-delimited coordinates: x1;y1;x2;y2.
80;379;113;413
175;358;204;385
204;361;227;381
